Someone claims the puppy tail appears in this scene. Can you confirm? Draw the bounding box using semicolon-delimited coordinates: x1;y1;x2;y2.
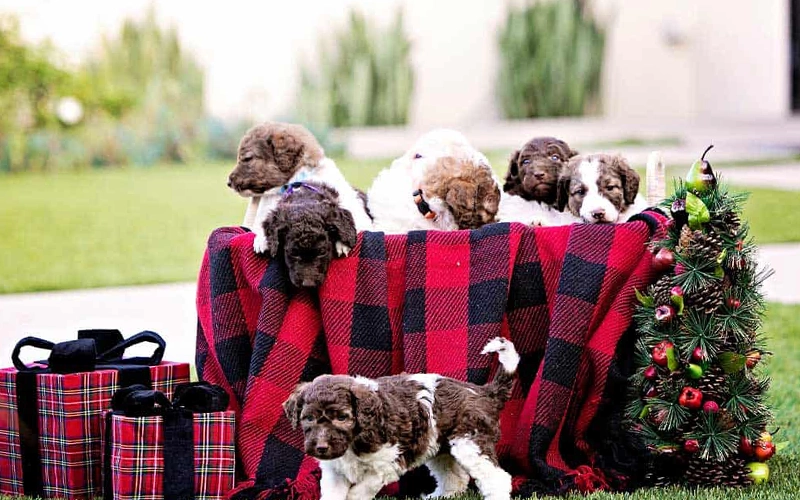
480;337;519;404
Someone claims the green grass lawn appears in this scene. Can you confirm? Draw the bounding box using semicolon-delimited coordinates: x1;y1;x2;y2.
0;156;797;293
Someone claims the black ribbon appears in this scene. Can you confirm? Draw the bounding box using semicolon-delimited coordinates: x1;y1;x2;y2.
11;329;167;497
103;383;229;500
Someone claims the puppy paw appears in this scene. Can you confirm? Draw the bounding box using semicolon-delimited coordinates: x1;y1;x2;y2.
530;216;547;227
335;241;351;258
253;235;269;254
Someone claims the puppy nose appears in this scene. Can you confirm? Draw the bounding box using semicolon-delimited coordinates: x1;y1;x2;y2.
315;444;329;454
591;209;606;220
227;178;233;188
533;171;546;180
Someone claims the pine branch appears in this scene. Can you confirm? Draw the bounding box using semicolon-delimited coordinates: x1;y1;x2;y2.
688;412;739;462
675;309;726;360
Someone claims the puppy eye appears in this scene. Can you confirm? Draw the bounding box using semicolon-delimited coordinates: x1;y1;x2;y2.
336;414;348;422
241;153;254;162
573;188;586;196
413;153;423;159
303;415;314;423
550;155;560;162
606;185;618;192
521;159;531;165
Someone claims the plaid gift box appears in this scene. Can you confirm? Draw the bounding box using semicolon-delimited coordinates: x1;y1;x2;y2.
0;330;190;499
103;383;236;500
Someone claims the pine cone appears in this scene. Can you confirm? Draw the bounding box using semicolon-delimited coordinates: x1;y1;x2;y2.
724;212;742;236
686;282;725;314
678;225;693;253
650;276;673;306
685;456;753;487
696;365;726;402
685;229;724;263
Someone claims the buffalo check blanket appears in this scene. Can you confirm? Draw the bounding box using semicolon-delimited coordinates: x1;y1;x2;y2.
196;212;667;499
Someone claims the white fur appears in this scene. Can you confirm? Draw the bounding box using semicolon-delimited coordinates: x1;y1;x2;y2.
408;374;441;468
354;376;379;391
497;192;580;227
481;337;520;374
424;454;470;498
574;157;647;224
450;437;512;500
319;445;403;500
250;158;372;253
368;129;497;234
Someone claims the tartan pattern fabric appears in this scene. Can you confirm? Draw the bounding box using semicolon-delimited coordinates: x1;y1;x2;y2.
196;213;667;498
0;362;190;498
105;411;236;500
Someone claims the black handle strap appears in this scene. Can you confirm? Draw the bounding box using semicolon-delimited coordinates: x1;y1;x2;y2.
97;330;166;366
11;337;55;372
78;329;124;356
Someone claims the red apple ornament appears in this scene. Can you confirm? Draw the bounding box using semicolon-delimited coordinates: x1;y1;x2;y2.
644;366;658;380
678;387;703;410
746;351;762;369
741;436;755;456
652;341;674;367
692;346;705;362
754;440;776;462
703;400;720;413
727;297;741;309
653;248;676;273
684;439;701;454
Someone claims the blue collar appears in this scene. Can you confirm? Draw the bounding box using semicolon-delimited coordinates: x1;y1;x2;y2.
280;181;321;196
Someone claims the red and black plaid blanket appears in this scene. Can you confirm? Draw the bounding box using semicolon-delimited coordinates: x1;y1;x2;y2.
196;212;667;499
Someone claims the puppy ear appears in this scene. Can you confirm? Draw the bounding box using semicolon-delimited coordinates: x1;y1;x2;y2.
326;205;357;249
350;383;384;455
503;149;521;195
263;210;286;258
615;155;640;205
283;382;308;429
556;171;572;212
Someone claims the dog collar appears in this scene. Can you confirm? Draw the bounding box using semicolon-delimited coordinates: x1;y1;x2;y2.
281;181;321;196
412;189;437;220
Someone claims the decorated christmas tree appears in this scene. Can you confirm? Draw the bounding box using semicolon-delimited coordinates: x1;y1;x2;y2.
627;145;778;487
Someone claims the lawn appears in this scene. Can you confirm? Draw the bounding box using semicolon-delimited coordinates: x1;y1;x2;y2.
0;156;797;293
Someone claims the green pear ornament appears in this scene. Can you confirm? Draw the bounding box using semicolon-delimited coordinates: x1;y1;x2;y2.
686;145;717;193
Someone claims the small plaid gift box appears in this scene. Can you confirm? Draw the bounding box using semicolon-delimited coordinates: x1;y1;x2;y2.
0;330;190;499
103;382;235;500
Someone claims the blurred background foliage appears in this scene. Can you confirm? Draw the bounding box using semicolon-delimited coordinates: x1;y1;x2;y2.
297;9;414;128
498;0;605;118
0;8;249;173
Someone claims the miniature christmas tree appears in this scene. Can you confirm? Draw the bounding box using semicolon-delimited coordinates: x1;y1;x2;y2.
627;145;777;487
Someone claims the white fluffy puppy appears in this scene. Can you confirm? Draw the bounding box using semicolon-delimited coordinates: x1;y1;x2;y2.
367;130;499;234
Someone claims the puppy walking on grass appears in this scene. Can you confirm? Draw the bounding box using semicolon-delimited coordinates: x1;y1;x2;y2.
283;337;519;500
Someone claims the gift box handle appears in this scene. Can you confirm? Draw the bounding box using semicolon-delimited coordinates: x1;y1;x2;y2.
97;330;166;366
12;337;55;372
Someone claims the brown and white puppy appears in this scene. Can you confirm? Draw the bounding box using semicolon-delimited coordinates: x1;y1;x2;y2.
228;122;372;254
262;181;356;288
367;129;501;233
284;337;519;500
556;153;647;224
497;137;580;226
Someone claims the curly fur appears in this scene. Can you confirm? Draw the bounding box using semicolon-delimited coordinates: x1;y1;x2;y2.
421;156;501;230
262;182;357;288
283;338;519;500
367;129;501;234
226;122;371;255
503;137;576;205
228;122;323;195
556;153;646;224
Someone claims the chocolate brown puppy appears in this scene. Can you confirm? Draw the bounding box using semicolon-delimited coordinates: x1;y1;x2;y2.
503;137;577;206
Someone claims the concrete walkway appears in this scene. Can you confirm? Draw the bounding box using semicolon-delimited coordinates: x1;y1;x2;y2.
1;243;797;367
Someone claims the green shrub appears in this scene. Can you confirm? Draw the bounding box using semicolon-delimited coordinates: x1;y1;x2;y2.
498;0;605;118
297;9;414;128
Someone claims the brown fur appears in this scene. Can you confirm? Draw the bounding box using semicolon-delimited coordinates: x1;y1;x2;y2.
421;156;501;230
504;137;577;206
556;153;640;216
283;362;516;468
262;182;356;288
227;122;324;194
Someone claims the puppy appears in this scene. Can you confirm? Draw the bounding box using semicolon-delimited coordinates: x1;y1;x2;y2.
497;136;580;226
228;122;372;254
368;130;501;233
556;153;648;223
262;181;356;288
284;337;519;500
